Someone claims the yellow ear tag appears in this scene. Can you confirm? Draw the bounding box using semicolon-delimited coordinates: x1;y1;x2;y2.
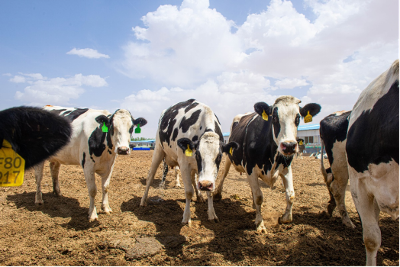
185;144;193;157
0;139;25;187
229;147;233;155
304;111;313;123
299;140;303;145
262;110;268;121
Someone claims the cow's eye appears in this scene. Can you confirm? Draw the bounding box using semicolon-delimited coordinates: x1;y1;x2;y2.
295;114;300;126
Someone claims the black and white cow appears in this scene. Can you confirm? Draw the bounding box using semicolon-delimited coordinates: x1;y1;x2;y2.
34;106;147;222
140;99;238;225
319;110;355;228
159;158;181;188
214;96;321;232
296;138;305;158
346;59;399;266
0;106;72;169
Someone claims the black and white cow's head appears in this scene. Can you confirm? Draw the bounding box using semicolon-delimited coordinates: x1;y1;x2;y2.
177;132;238;191
96;109;147;155
254;96;321;156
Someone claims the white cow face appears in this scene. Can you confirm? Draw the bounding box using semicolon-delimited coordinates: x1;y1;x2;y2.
254;96;321;157
110;109;147;155
177;132;238;191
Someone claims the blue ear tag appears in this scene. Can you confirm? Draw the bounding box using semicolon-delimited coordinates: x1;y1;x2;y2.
102;122;108;133
135;124;141;134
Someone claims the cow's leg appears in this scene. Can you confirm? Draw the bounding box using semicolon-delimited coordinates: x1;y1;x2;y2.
83;167;98;222
192;171;204;202
175;167;181;188
279;166;295;224
34;161;45;205
213;156;232;201
50;161;62;197
350;175;381;266
247;172;266;233
180;166;194;226
100;159;116;214
330;175;355;228
140;146;164;206
207;191;219;222
158;159;168;189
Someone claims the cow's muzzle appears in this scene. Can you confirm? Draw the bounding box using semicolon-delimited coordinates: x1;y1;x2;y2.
198;180;213;191
117;146;130;155
280;142;297;156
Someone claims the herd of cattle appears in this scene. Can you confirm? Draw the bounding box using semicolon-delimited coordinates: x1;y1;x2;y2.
0;59;398;265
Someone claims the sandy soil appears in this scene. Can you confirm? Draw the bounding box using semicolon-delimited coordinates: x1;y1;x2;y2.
0;151;398;266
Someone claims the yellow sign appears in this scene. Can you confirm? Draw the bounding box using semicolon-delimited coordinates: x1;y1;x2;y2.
0;140;25;187
185;144;193;157
262;110;268;121
304;111;313;123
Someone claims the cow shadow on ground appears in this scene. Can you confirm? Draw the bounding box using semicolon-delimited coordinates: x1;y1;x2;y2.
7;192;99;230
121;195;187;257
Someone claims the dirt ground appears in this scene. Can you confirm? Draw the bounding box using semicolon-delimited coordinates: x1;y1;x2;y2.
0;151;398;266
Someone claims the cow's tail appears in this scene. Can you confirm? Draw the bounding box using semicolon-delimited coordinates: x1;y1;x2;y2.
320;141;329;184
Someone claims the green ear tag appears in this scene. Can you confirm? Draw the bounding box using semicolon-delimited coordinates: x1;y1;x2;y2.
185;144;193;157
135;124;141;134
102;122;108;133
262;110;268;121
304;111;313;123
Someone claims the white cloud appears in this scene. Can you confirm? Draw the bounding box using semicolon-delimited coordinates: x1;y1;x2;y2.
67;48;110;59
275;78;309;89
9;75;26;83
14;73;108;106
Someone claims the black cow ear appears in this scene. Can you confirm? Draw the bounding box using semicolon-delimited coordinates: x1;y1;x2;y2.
133;117;147;127
95;115;110;125
254;102;272;117
222;141;239;155
177;138;195;154
300;103;321;117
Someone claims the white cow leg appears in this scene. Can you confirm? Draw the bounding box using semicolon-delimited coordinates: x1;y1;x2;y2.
279;167;295;224
84;169;98;222
247;172;266;233
180;166;194;226
34;162;45;205
50;161;61;196
330;177;355;228
213;156;231;201
140;147;165;206
175;167;181;188
100;160;116;214
206;191;219;222
350;175;381;266
191;171;204;202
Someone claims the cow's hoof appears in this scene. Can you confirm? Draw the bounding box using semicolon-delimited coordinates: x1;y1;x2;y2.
213;192;222;201
140;198;147;207
53;191;62;197
102;207;113;214
88;216;98;222
256;223;267;233
342;217;356;229
35;201;44;206
182;219;192;227
210;218;219;223
278;215;292;224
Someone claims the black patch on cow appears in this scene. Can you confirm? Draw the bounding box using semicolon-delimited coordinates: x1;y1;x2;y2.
200;126;202;130
0;107;72;169
320;111;351;166
272;107;280;138
214;114;221;125
81;152;86;168
300;103;322;118
88;127;107;158
231;122;239;131
214;121;224;142
108;150;112;154
346;81;399;172
195;150;203;174
64;108;89;121
49;109;67;116
172;128;179;141
106;132;113;150
179;109;201;133
159;99;196;147
192;135;198;142
185;102;199;113
215;152;222;172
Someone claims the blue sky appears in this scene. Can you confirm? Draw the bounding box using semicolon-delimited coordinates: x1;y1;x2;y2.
0;0;398;137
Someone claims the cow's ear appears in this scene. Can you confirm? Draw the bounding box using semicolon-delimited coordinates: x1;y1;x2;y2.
300;103;321;117
95;115;110;125
254;102;272;118
222;141;239;155
177;138;195;156
133;117;147;127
